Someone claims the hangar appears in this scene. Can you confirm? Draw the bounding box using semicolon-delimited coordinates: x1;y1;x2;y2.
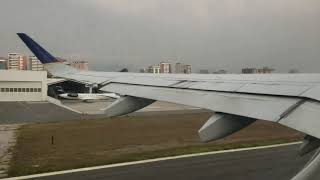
0;70;47;102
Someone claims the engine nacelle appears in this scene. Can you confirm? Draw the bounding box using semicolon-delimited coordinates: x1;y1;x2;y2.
198;113;256;142
299;135;320;156
102;96;155;117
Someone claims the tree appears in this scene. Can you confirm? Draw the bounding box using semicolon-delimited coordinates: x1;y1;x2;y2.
288;69;299;73
119;68;129;72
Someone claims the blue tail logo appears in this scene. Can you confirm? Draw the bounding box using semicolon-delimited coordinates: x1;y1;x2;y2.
17;33;58;64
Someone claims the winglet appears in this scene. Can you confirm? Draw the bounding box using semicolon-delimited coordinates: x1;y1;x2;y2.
17;33;58;64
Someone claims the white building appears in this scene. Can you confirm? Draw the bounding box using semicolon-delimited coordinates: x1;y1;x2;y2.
147;65;160;74
29;55;44;71
8;53;23;70
0;70;47;101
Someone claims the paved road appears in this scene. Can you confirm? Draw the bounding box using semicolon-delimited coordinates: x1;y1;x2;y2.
27;144;311;180
0;101;202;124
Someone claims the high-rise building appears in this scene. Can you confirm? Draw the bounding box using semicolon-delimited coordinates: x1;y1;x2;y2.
160;62;172;74
21;56;29;70
175;63;192;74
175;63;185;74
8;53;25;70
71;61;89;71
0;57;7;70
29;55;44;71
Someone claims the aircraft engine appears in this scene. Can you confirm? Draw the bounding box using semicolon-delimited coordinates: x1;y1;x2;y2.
198;113;256;142
102;96;155;117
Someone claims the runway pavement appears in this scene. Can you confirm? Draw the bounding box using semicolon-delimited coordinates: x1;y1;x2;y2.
12;144;311;180
0;101;201;124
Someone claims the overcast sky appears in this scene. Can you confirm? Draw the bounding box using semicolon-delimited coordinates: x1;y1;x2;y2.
1;0;320;73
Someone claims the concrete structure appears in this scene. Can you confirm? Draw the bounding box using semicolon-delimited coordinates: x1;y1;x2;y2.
0;70;47;101
160;62;172;74
29;55;44;71
71;61;89;71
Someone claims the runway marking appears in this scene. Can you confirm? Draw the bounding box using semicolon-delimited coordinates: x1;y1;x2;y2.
5;141;301;180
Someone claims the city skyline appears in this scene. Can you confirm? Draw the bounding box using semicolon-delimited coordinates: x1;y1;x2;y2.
1;1;320;73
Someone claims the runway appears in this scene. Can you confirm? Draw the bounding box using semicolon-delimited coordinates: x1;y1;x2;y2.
12;144;311;180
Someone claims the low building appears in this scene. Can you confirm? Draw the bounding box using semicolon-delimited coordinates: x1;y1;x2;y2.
242;67;274;74
257;67;274;74
242;68;257;74
0;70;47;101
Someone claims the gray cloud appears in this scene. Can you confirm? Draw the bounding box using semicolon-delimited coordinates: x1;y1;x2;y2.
1;0;320;73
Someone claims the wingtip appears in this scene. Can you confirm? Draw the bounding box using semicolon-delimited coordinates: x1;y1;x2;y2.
16;33;25;36
15;33;59;64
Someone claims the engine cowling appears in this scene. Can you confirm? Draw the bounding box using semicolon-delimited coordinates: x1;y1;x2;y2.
198;113;256;142
102;96;155;117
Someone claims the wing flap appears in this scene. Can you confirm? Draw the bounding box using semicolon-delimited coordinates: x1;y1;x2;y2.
237;83;311;96
279;101;320;139
51;71;320;102
101;83;301;121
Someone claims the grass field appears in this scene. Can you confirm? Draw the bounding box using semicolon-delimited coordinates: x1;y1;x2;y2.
8;111;302;176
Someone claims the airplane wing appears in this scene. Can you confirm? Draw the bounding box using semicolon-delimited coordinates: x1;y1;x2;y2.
17;33;320;180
